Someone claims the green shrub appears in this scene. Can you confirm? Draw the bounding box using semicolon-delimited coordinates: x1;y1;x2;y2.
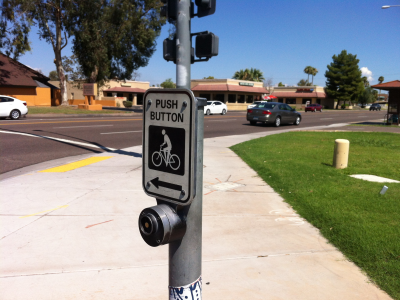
123;101;132;108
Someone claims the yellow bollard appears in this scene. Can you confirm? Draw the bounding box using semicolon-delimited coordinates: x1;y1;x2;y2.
333;139;350;169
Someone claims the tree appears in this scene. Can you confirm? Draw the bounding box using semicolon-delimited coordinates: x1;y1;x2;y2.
68;0;165;83
358;86;375;107
278;82;285;87
62;54;84;82
48;70;59;80
303;66;313;83
203;76;214;79
8;0;74;105
297;79;311;86
160;78;176;89
0;0;32;60
378;76;384;100
362;76;370;87
311;67;318;85
232;68;265;82
325;50;363;109
263;78;273;93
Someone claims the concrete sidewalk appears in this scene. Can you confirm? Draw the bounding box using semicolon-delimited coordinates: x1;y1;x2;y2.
0;126;392;300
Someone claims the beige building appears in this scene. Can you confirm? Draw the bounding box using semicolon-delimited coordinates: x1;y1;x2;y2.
191;79;269;110
102;80;150;105
271;86;334;109
49;79;150;106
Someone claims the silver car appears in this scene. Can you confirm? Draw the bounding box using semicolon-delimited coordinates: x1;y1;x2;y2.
246;102;301;127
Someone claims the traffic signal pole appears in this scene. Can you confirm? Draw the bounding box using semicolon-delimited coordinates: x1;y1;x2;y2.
169;0;204;298
175;0;191;90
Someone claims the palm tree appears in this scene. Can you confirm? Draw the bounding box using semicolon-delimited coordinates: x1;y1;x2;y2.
311;67;318;85
232;68;264;82
249;68;265;82
378;76;384;101
232;69;250;80
303;66;313;84
362;76;369;87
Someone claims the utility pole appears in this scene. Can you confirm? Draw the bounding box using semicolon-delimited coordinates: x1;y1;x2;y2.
139;1;218;299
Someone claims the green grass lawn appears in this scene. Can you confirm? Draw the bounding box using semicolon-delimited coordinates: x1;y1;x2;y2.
231;132;400;299
28;106;132;114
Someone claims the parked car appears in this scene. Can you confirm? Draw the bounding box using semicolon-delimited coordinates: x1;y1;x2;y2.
305;103;323;112
204;101;228;115
370;103;381;111
0;95;28;120
247;101;269;109
247;102;301;127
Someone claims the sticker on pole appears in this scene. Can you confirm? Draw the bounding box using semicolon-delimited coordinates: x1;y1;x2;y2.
142;89;196;205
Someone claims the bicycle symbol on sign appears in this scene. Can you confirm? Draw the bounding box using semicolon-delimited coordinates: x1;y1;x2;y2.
151;129;181;170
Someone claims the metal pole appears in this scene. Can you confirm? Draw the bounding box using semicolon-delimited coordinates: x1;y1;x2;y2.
175;0;191;90
169;0;204;298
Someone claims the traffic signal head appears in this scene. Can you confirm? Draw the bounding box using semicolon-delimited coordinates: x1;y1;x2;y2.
163;38;176;62
195;32;219;58
160;0;177;21
195;0;216;18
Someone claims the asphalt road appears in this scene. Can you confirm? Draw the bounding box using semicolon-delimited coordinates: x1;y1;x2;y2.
0;110;383;174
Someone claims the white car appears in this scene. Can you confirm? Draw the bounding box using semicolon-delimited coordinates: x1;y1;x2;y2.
0;95;28;120
247;101;269;109
204;101;228;115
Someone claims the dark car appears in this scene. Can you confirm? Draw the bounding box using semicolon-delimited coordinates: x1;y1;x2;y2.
246;102;301;127
305;103;323;112
370;103;381;111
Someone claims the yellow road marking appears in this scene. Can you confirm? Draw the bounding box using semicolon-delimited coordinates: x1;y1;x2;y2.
39;156;113;173
20;205;69;218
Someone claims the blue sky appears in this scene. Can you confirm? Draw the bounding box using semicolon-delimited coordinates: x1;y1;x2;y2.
18;0;400;88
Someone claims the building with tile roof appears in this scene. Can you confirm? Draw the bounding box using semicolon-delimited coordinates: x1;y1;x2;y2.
371;80;400;125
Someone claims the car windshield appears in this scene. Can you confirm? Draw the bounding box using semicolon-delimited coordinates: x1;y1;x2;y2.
207;101;212;105
255;103;276;109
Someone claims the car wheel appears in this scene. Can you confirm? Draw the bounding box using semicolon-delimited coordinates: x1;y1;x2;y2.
314;109;316;112
250;121;257;126
294;116;301;125
10;109;21;120
320;108;323;112
274;116;281;127
221;109;226;115
206;109;211;115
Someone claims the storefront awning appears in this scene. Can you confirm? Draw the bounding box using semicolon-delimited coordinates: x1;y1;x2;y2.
271;92;326;98
103;87;147;93
191;84;269;93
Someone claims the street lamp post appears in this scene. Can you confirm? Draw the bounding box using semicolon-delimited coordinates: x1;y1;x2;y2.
382;5;400;8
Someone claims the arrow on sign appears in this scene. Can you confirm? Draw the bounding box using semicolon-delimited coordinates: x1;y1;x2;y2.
150;177;182;191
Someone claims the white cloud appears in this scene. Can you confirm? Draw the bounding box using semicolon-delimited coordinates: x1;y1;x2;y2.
361;67;373;82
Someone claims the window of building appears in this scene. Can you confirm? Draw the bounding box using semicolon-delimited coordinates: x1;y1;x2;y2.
117;93;123;97
238;95;245;103
228;94;236;103
246;95;254;103
128;94;133;101
286;98;296;104
302;98;312;104
215;94;225;102
107;93;112;97
199;94;210;100
316;98;321;104
278;98;284;103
